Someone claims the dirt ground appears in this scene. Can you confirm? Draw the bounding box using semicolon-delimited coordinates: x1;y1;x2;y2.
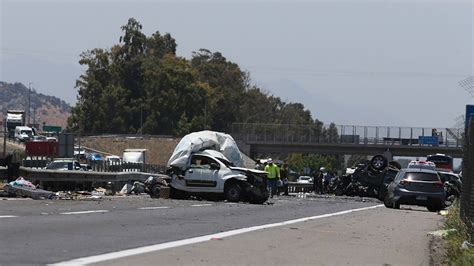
79;136;180;166
430;234;447;265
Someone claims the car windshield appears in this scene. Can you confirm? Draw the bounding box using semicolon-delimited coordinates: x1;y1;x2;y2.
405;172;440;182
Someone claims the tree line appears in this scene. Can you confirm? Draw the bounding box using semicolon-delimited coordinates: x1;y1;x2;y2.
67;18;341;170
68;18;338;138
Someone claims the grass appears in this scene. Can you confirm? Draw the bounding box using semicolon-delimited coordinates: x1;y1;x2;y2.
443;201;474;265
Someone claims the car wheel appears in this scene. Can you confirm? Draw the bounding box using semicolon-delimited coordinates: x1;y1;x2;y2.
384;194;393;208
370;155;388;171
393;200;400;209
225;182;242;202
150;184;161;198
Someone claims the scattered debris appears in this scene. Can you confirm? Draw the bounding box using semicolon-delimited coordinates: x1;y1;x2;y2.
439;210;449;216
461;240;474;249
4;183;57;200
428;229;457;239
9;177;36;189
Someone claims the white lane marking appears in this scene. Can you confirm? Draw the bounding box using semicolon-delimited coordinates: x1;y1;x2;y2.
191;204;212;207
51;204;383;266
138;207;170;210
0;198;32;201
60;210;109;215
0;215;18;218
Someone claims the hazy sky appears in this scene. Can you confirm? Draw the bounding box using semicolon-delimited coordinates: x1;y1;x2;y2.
1;0;472;128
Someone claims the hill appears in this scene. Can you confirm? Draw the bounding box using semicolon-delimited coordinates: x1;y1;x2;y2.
0;81;71;129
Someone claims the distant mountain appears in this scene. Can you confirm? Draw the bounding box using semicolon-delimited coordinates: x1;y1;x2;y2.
0;81;71;129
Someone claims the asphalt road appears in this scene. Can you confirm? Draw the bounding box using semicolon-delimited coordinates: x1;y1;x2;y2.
0;195;379;265
0;195;443;265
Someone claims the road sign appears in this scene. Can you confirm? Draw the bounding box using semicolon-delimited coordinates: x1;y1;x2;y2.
418;136;439;145
466;105;474;130
43;125;62;132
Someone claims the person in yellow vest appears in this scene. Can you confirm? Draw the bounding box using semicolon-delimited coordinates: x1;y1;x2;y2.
264;158;280;198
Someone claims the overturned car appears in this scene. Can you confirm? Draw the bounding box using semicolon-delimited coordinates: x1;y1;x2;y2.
330;155;400;200
145;131;269;204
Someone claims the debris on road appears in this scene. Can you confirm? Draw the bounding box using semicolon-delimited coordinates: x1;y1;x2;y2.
3;177;57;200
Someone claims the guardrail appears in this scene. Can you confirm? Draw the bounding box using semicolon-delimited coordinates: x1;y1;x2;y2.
231;123;463;148
18;167;166;183
288;182;313;193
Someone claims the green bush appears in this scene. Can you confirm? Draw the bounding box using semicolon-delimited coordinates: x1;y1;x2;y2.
444;202;474;264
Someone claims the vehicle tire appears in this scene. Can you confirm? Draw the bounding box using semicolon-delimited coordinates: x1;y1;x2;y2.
383;194;393;208
224;182;242;202
370;155;388;171
393;200;400;209
334;187;343;196
150;184;161;198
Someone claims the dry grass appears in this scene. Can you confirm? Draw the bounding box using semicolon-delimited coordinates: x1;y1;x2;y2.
79;136;180;166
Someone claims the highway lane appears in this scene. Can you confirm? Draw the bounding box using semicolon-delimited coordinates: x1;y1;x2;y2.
0;195;379;265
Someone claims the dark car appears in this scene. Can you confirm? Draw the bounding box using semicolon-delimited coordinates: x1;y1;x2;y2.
46;159;83;171
384;168;445;212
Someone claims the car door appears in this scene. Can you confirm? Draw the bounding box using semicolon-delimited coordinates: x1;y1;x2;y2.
184;155;220;190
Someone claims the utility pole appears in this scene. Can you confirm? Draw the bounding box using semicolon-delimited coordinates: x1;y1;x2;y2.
28;82;32;126
3;118;6;157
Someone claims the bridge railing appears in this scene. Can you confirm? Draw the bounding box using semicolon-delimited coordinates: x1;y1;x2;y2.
231;123;463;148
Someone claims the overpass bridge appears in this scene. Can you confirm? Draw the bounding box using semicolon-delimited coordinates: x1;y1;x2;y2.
230;123;464;158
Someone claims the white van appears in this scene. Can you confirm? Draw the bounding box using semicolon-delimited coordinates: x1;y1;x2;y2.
14;126;33;142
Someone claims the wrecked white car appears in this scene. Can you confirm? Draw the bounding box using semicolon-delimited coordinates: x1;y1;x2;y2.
146;131;269;204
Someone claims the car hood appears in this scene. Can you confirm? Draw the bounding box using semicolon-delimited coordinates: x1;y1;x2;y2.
230;167;266;175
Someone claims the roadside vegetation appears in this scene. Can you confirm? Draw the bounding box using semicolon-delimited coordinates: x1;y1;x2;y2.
443;202;474;264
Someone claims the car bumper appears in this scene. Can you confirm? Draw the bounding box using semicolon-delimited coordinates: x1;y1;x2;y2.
394;190;445;206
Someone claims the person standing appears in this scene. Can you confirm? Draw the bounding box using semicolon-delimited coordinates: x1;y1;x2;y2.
264;158;280;198
279;163;289;196
324;171;332;194
314;167;325;194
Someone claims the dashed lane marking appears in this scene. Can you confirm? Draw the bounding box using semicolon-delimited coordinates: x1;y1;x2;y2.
191;204;213;207
60;210;109;215
52;204;383;266
0;215;18;218
138;207;170;210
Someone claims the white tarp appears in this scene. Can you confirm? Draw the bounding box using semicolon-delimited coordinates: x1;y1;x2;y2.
167;130;244;170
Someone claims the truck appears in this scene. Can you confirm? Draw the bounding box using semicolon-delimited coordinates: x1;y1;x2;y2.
122;149;147;164
122;149;147;172
144;131;269;204
6;110;25;138
14;126;34;142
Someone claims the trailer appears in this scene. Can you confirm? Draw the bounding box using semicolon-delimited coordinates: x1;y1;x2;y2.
6;110;25;138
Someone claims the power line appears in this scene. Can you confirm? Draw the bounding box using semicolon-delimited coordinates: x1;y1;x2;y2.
245;65;469;78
